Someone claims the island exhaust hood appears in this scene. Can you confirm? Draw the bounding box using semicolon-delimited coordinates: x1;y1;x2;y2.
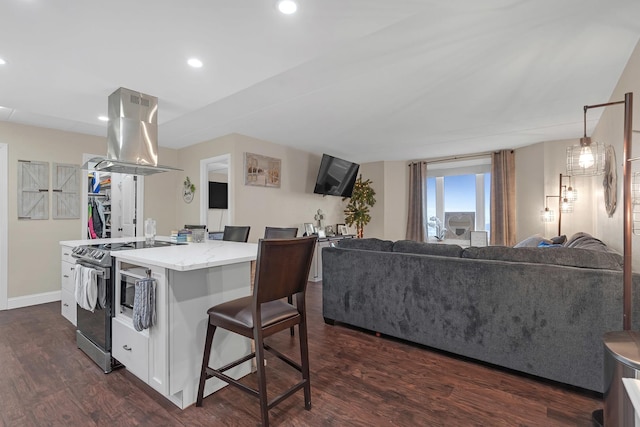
83;87;181;176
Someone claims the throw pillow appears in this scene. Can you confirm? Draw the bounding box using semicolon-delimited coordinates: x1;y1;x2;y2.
514;234;551;248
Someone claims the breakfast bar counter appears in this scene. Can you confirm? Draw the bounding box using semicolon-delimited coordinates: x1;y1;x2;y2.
109;239;258;409
112;239;258;271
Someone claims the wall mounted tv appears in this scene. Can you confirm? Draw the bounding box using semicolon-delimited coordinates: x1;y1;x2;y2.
208;181;228;209
313;154;360;197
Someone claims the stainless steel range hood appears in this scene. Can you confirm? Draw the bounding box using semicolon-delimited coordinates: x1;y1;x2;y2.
83;87;181;176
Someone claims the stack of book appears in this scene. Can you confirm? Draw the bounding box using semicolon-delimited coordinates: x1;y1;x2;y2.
170;229;192;243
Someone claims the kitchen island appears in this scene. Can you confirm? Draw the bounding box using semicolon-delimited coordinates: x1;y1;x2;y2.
63;237;258;410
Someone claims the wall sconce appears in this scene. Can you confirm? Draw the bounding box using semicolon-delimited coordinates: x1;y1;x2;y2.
566;106;606;176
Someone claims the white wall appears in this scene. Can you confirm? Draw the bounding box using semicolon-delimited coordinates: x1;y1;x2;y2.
231;135;348;242
359;161;408;241
591;39;640;269
515;144;545;241
0;143;7;310
514;138;595;242
176;134;349;242
382;161;409;241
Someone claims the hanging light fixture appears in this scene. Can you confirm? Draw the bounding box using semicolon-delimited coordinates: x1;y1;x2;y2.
562;175;578;202
566;106;606;176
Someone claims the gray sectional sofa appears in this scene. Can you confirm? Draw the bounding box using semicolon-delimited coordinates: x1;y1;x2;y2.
321;234;640;393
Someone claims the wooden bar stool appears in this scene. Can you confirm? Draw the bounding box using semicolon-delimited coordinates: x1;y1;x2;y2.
196;236;316;427
264;226;299;336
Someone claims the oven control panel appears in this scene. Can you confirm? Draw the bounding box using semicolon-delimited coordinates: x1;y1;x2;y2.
72;246;110;267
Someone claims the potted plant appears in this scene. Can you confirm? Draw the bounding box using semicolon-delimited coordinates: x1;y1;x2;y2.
343;175;376;238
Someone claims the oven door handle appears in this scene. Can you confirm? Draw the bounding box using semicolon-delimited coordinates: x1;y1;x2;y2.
76;263;109;279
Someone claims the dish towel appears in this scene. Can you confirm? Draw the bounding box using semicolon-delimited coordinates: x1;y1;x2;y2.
133;278;156;332
73;265;98;312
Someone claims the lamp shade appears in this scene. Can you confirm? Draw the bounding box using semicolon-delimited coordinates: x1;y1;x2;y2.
540;208;555;222
560;198;573;213
564;187;577;202
566;141;606;176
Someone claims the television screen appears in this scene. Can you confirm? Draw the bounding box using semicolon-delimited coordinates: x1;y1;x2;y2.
208;181;228;209
313;154;360;197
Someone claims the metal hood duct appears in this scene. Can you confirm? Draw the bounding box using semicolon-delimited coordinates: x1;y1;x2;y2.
83;87;181;176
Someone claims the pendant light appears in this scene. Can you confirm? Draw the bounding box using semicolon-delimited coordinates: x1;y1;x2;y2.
566;106;606;176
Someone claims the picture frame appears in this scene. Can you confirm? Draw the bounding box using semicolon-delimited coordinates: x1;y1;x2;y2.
304;223;316;236
317;229;326;238
338;225;349;236
444;211;475;241
244;152;281;188
470;231;488;247
336;223;346;235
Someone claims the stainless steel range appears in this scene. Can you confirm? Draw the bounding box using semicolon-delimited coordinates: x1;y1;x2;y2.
72;240;177;373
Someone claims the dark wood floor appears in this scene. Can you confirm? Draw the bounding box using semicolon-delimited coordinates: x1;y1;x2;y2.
0;282;601;426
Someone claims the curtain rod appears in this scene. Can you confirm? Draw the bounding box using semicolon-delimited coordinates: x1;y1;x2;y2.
408;150;499;166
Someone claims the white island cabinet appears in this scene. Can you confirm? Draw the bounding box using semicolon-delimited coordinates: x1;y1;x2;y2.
111;240;257;410
60;244;77;325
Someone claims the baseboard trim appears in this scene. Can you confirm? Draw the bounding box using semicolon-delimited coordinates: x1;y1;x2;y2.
7;290;61;310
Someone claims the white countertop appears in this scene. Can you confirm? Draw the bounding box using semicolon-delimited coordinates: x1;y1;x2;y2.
60;237;258;271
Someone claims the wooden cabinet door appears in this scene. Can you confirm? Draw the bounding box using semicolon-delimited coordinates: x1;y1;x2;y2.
17;160;49;219
53;163;80;219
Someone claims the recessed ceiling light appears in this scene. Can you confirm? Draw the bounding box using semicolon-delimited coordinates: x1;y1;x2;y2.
187;58;203;68
0;58;6;65
277;0;297;14
98;115;108;122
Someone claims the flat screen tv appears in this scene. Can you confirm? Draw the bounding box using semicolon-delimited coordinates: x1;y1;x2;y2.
208;181;228;209
313;154;360;197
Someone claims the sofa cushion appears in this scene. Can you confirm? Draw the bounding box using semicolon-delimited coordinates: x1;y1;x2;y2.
564;232;613;251
461;246;623;270
392;240;464;257
337;238;394;252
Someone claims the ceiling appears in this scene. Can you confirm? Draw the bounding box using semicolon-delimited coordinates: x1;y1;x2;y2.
1;0;640;164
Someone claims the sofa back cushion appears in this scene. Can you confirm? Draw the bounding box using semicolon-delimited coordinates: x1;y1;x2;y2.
337;238;394;252
462;246;623;270
564;232;616;252
393;240;463;257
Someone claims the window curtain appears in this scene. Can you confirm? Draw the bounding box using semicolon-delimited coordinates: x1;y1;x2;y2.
406;162;426;241
490;150;516;246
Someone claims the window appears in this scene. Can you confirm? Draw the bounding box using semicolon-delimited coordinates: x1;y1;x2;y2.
425;158;491;242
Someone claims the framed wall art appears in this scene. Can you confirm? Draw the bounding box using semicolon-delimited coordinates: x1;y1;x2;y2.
244;152;281;188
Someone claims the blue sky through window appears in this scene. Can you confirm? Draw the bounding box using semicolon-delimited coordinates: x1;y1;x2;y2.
426;173;491;236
